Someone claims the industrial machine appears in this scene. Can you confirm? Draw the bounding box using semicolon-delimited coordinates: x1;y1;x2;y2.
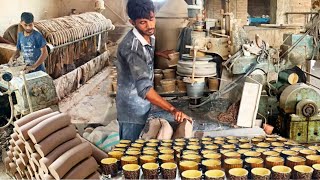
277;84;320;143
0;63;58;118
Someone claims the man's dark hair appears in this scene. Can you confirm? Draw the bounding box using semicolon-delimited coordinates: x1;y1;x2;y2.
21;12;34;24
127;0;155;21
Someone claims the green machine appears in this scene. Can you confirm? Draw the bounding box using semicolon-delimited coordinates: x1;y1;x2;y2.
278;84;320;143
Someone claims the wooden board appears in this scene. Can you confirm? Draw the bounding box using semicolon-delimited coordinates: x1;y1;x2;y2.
237;82;262;128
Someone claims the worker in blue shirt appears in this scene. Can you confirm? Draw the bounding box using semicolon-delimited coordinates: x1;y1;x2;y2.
11;12;48;73
116;0;191;141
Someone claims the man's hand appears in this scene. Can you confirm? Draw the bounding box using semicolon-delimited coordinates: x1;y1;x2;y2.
171;108;192;123
24;66;35;73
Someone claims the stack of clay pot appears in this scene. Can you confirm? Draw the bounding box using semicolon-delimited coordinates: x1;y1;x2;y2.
4;108;100;180
155;68;180;93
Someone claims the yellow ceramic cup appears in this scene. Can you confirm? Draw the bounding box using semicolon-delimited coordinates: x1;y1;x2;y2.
161;162;177;179
121;156;138;167
122;164;140;179
294;165;313;180
139;155;156;165
142;163;159;179
251;168;271;180
202;159;221;170
181;170;202;180
205;170;225;180
108;151;124;161
271;165;291;180
228;168;248;179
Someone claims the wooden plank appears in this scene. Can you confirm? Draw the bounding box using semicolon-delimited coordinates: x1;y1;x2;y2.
237;82;262;128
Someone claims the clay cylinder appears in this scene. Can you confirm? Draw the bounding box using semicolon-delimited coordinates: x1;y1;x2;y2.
29;159;38;173
78;135;108;163
25;140;36;153
13;150;20;159
154;73;163;87
208;77;219;91
43;174;54;180
18;112;59;141
162;69;176;79
26;165;33;177
14;108;53;129
25;147;31;159
9;162;17;174
39;137;82;174
63;156;98;179
10;133;19;141
9;139;15;146
31;153;41;167
14;172;22;180
7;151;14;160
14;139;25;153
28;113;71;144
112;80;118;92
177;79;187;92
48;142;93;180
16;159;26;171
86;171;100;180
34;125;77;157
18;153;28;166
4;157;11;173
161;79;176;93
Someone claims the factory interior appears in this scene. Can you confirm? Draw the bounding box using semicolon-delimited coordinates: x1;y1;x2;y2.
1;0;320;179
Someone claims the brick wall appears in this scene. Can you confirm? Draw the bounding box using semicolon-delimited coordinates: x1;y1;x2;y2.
270;0;312;25
248;0;270;17
206;0;248;26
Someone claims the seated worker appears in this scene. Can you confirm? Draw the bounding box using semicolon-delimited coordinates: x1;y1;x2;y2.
11;12;48;73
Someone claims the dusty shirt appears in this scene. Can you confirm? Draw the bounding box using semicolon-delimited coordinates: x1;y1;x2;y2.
116;28;155;125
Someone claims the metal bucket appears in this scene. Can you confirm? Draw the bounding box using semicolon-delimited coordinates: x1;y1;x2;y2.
186;81;205;98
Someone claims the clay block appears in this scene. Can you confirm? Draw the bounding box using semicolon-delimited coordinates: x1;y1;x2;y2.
63;156;99;179
28;113;71;144
34;125;77;157
78;135;108;163
18;112;59;141
18;153;28;166
14;108;53;128
48;142;92;179
14;139;25;153
86;171;100;179
39;137;82;174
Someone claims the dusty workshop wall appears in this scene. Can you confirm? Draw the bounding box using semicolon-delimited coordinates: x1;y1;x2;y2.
270;0;312;25
0;0;60;35
58;0;129;25
206;0;248;26
244;26;301;48
248;0;270;17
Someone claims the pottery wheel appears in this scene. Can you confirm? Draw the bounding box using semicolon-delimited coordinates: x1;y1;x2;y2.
177;60;217;77
181;54;213;61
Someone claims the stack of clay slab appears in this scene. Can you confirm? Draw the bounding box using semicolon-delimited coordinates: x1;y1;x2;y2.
4;108;100;180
